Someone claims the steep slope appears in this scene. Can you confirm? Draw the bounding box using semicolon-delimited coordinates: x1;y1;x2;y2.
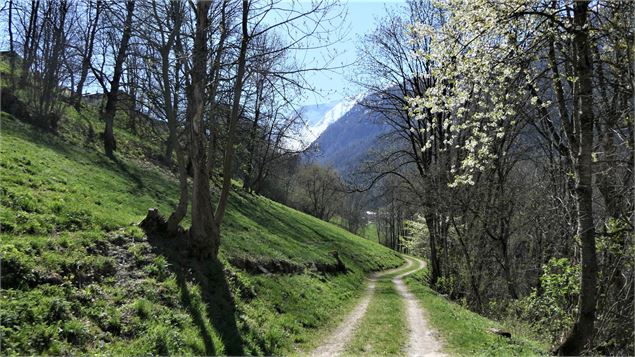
0;110;403;355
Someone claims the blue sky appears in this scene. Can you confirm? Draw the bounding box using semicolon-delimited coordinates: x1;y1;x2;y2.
285;0;408;106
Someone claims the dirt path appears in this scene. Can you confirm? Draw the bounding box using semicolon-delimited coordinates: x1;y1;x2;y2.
310;256;444;357
393;256;446;357
310;280;376;357
310;259;414;357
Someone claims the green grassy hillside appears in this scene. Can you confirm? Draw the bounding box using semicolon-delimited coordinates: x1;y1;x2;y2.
0;111;403;355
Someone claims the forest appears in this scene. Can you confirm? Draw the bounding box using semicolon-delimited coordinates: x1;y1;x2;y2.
0;0;633;356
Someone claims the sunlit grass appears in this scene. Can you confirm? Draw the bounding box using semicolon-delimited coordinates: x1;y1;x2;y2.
0;109;403;355
405;268;549;356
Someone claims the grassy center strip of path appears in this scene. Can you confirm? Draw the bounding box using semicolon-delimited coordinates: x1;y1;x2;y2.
308;257;412;357
344;256;422;356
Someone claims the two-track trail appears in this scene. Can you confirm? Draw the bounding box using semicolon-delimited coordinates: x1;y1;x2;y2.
310;255;445;356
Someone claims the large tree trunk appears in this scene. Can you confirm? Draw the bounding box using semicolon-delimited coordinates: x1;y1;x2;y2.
187;1;218;259
557;1;598;354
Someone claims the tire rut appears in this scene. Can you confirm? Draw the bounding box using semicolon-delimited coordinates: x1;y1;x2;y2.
310;257;445;357
310;259;414;357
393;256;446;356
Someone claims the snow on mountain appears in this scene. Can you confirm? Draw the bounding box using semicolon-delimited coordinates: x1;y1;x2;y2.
298;100;340;127
308;97;359;141
306;92;393;176
287;96;362;150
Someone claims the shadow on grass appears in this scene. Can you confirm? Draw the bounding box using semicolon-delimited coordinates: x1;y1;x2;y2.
3;115;181;201
145;230;245;356
110;155;144;191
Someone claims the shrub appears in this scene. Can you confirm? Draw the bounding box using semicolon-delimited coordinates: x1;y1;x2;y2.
61;319;89;346
148;325;186;355
0;206;17;232
1;245;37;288
519;257;580;346
128;243;150;265
46;298;71;322
133;298;153;319
144;256;170;281
31;323;58;352
124;225;146;241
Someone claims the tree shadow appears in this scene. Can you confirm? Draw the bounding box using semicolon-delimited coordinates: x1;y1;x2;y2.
144;229;245;356
6;114;147;193
110;155;144;192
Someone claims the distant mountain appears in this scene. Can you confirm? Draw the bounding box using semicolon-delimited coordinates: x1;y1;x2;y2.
305;92;394;177
290;97;362;149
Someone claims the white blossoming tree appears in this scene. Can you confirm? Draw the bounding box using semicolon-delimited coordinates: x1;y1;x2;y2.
407;0;632;354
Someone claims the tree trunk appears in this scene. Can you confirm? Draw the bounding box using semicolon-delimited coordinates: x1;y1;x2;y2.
244;83;263;193
8;0;16;89
557;1;598;354
164;131;176;167
499;238;518;299
213;0;250;227
127;66;138;135
73;0;101;110
103;93;118;157
21;1;40;87
163;4;186;233
424;213;442;286
187;1;218;259
101;0;135;158
167;144;188;235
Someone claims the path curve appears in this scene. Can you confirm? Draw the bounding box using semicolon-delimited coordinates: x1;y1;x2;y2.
393;256;446;357
310;258;413;357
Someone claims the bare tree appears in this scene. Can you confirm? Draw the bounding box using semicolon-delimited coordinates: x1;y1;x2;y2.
292;164;343;221
91;0;135;158
72;0;102;110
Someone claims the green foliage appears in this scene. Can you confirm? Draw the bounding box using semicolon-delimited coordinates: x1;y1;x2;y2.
61;319;90;346
360;222;378;241
401;215;428;256
435;274;463;299
133;298;154;319
518;258;580;346
0;244;38;288
597;218;634;257
144;256;171;281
